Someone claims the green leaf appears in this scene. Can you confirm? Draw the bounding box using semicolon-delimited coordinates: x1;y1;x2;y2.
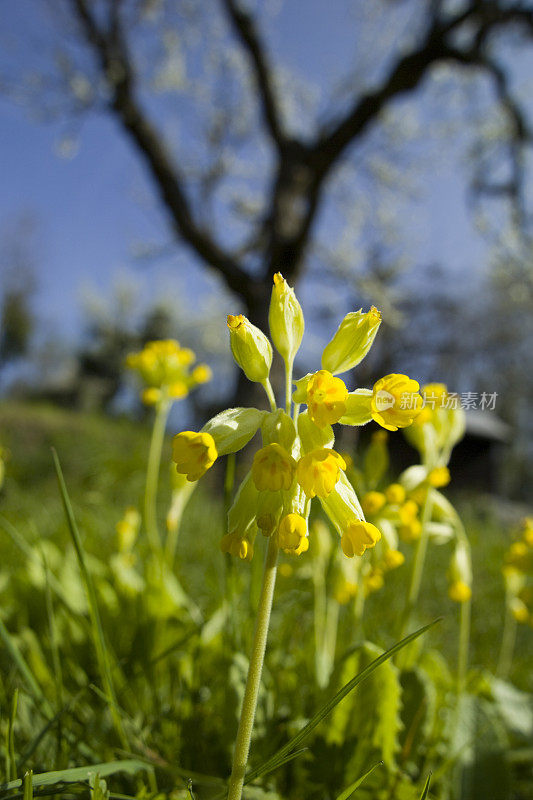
419;774;431;800
0;761;151;799
335;761;383;800
328;642;402;781
246;620;439;785
452;694;511;800
52;449;128;749
399;668;437;762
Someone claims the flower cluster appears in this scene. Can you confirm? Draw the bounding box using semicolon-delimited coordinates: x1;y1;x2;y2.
126;339;212;406
172;273;423;561
503;518;533;624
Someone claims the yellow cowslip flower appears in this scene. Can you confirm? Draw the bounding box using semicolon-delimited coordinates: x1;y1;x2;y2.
334;579;358;605
277;514;309;555
385;483;406;505
428;466;450;488
370;374;423;431
116;507;141;552
172;431;218;481
399;519;422;543
167;381;188;399
321;306;381;375
142;387;162;405
252;443;296;492
296;448;346;498
126;338;211;405
306;370;348;428
364;568;384;595
269;272;304;363
341;520;381;558
361;491;386;516
399;500;419;524
506;541;530;572
383;548;405;570
220;531;254;562
227;314;273;384
449;580;472;603
192;364;212;384
510;598;529;623
279;562;294;578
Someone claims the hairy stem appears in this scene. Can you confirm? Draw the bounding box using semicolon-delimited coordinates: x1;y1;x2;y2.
227;536;279;800
144;399;170;556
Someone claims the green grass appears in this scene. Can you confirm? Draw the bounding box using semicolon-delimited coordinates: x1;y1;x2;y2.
0;401;531;800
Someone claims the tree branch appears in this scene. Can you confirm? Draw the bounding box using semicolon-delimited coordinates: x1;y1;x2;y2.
70;0;253;300
222;0;285;150
312;3;533;177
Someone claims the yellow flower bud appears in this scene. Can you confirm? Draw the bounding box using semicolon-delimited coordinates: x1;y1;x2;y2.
279;563;294;578
277;513;309;555
268;272;304;363
428;466;450;487
220;531;254;561
399;500;419;524
364;568;384;595
306;370;348;428
448;580;472;603
524;528;533;547
385;483;406;505
252;443;296;492
192;364;212;384
371;374;423;431
296;448;346;498
341;520;381;558
399;519;422;542
383;548;405;570
142;387;161;405
227;314;273;384
361;491;386;516
321;306;381;375
172;431;217;481
510;598;529;623
116;507;141;552
334;580;358;605
448;541;472;598
168;381;188;399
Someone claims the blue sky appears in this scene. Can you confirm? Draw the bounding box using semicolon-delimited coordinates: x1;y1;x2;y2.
1;0;522;355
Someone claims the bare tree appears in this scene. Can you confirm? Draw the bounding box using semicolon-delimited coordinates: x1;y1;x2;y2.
2;0;533;333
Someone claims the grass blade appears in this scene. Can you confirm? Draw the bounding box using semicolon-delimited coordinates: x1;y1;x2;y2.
0;760;151;798
419;773;431;800
0;616;54;718
335;760;383;800
52;449;128;749
7;690;18;783
246;619;440;785
22;773;32;800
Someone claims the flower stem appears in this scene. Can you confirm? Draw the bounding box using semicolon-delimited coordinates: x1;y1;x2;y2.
285;359;294;415
262;379;277;412
457;596;471;694
497;600;517;679
227;536;279;800
400;490;433;638
144;399;170;557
